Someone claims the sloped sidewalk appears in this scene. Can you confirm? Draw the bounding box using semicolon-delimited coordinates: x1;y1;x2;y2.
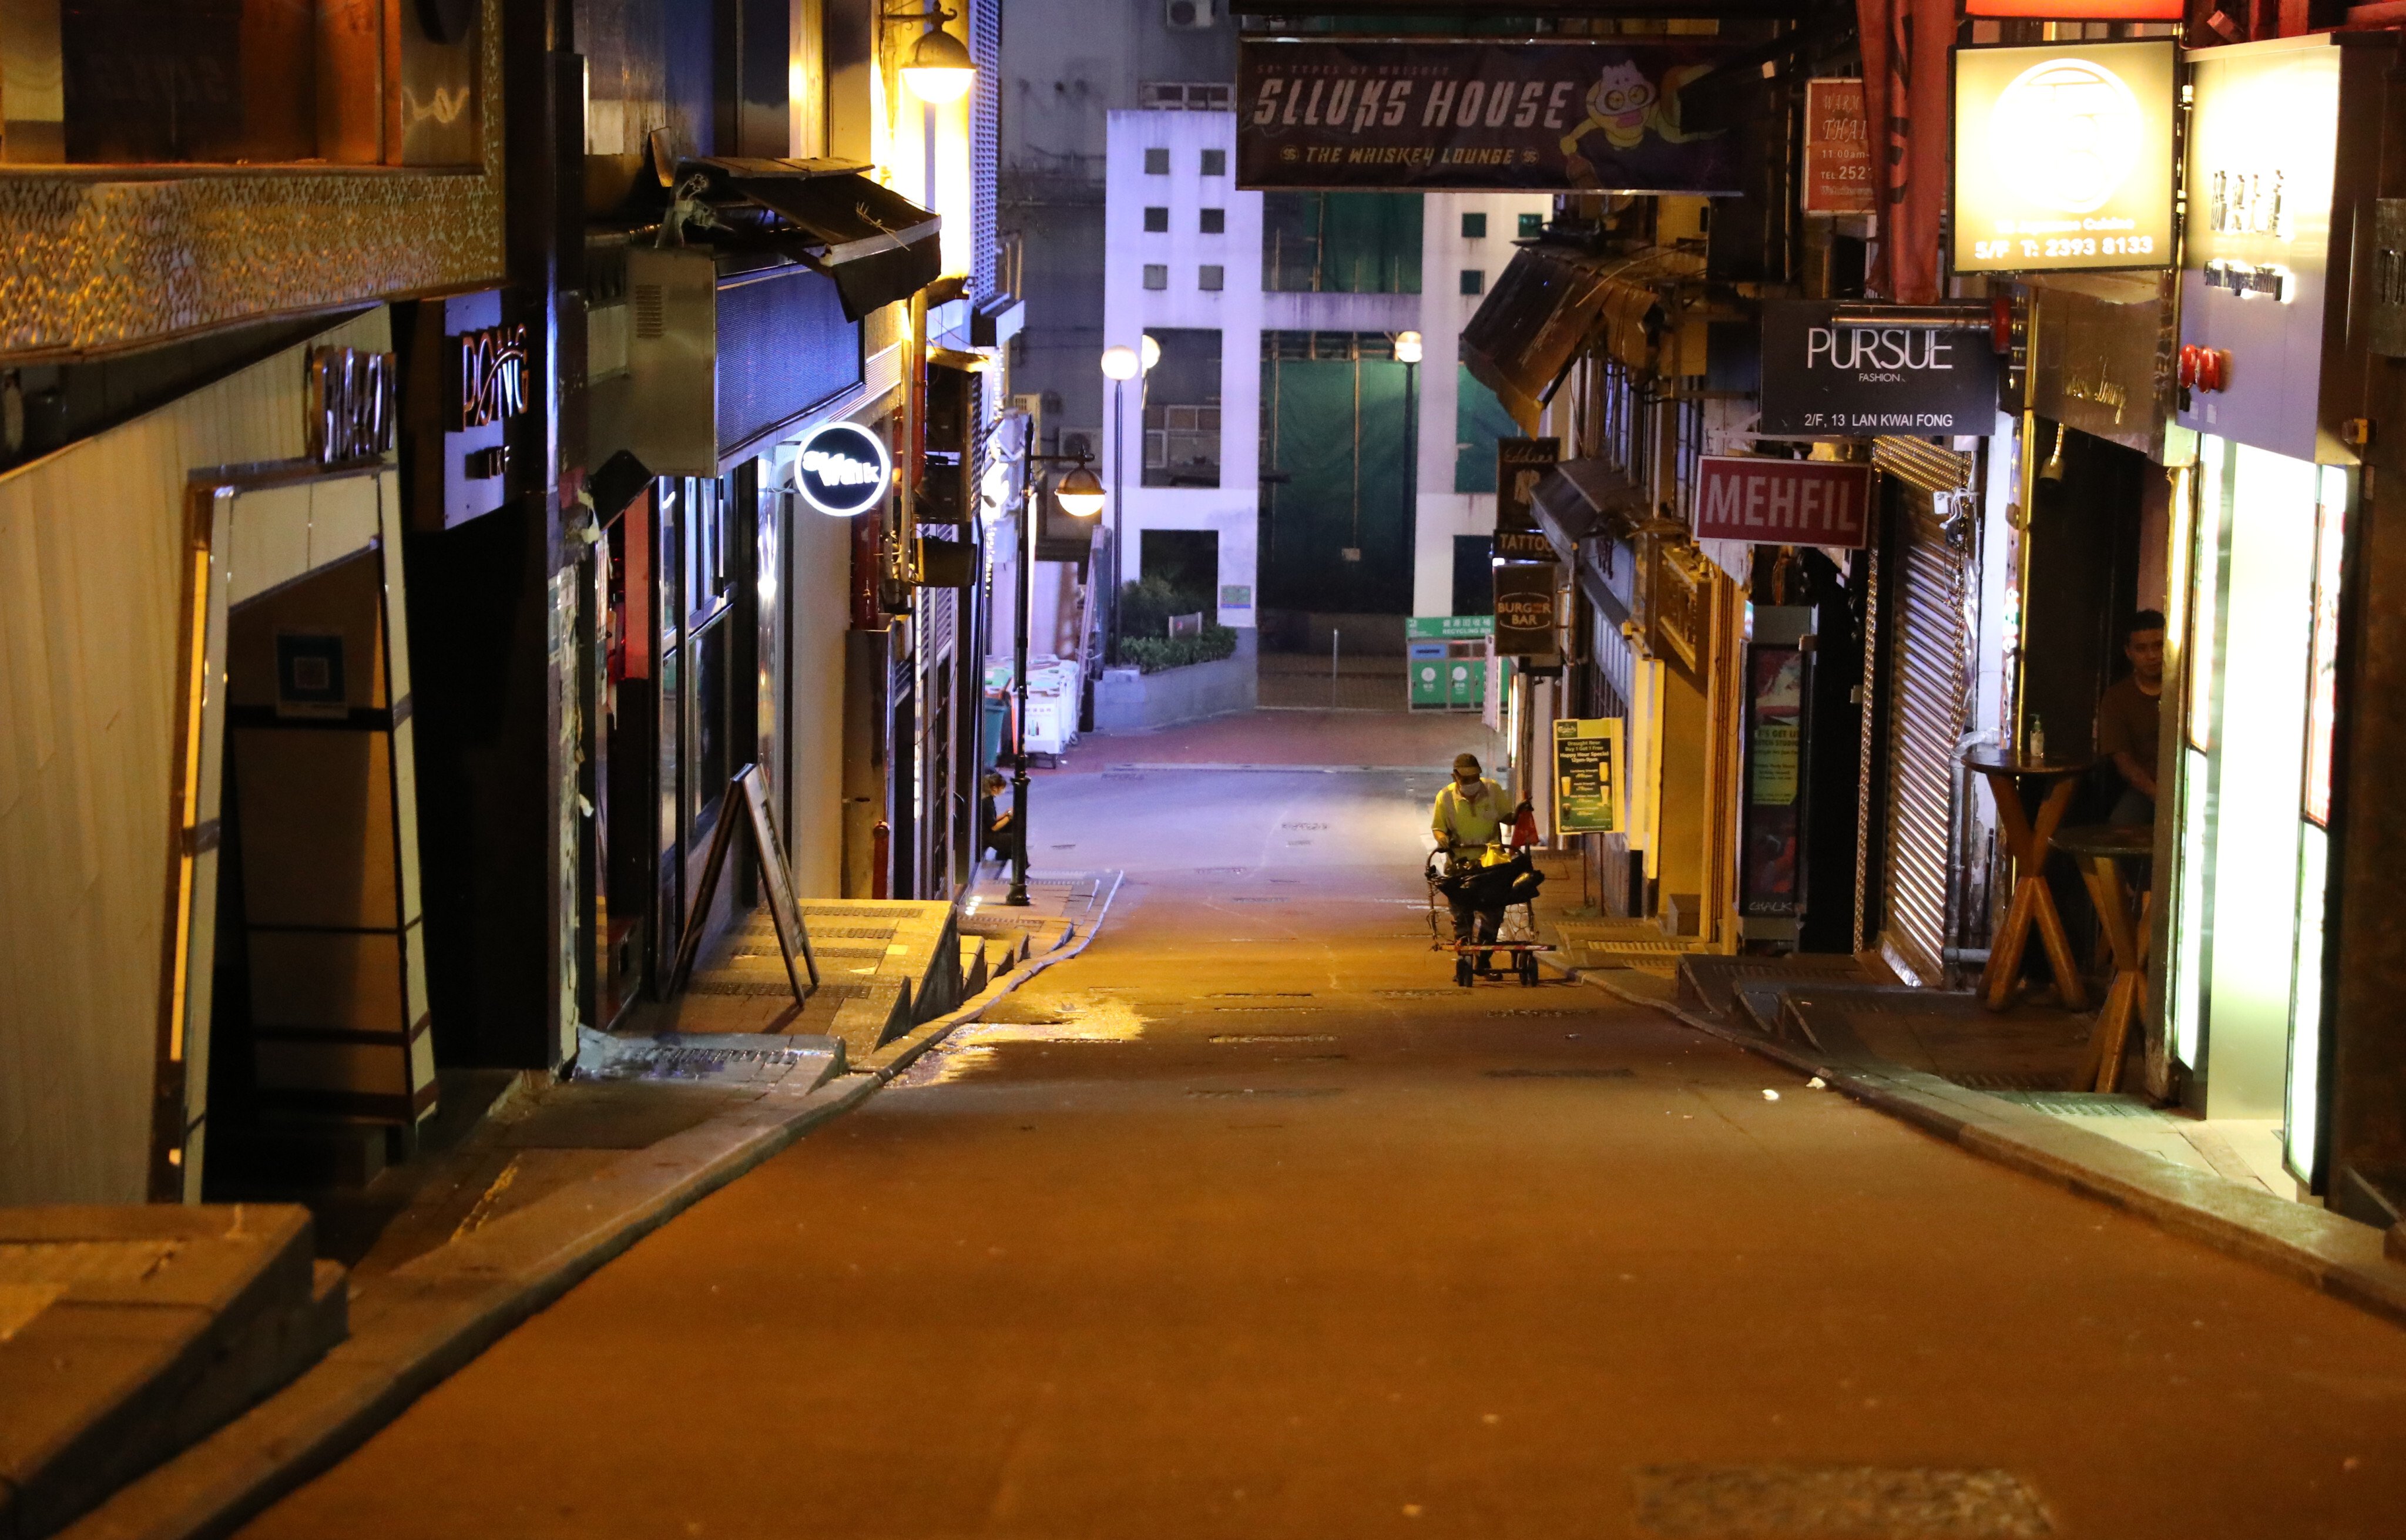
59;874;1122;1540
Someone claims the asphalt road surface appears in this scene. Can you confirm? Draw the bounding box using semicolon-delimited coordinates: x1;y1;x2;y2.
241;713;2406;1539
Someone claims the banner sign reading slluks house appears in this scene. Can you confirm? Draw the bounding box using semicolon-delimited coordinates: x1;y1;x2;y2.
1237;39;1739;192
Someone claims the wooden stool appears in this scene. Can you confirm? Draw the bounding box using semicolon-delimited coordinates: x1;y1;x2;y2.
2054;822;2155;1094
1961;748;2096;1012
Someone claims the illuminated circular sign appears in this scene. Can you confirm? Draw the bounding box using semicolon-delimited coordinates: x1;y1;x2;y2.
794;421;891;516
1989;56;2146;215
1495;592;1553;630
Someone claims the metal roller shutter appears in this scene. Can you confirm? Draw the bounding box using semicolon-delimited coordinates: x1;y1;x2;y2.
1875;440;1978;986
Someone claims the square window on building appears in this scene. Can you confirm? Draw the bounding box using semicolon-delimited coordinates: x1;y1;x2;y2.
1145;206;1169;232
1200;147;1226;176
1518;212;1543;239
1461;212;1487;239
1460;269;1485;296
1200;207;1226;234
1144;264;1169;290
1199;264;1224;291
1145;147;1169;174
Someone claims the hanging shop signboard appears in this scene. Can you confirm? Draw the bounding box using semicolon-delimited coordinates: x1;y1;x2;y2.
1236;39;1739;192
1553;717;1624;836
1802;80;1874;216
1968;0;2180;17
794;421;892;517
1492;561;1558;656
1952;41;2178;276
1757;301;2002;435
1496;437;1559;532
2175;34;2359;465
1692;456;1873;548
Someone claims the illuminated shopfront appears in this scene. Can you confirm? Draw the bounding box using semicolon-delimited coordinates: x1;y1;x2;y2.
2157;33;2387;1190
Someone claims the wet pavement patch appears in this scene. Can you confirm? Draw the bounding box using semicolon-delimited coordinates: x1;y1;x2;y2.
1484;1068;1634;1079
1630;1465;2052;1538
1209;1033;1338;1044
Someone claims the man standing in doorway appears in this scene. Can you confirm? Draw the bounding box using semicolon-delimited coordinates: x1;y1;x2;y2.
1432;753;1509;971
2098;609;2165;826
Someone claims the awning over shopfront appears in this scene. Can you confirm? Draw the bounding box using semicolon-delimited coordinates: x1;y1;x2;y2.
1459;245;1704;433
690;157;944;321
1530;457;1646;561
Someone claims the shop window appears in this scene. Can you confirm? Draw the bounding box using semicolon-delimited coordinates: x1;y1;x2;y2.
1145;206;1170;232
1200;147;1227;176
1519;213;1544;239
26;1;482;166
1262;192;1424;294
1199;264;1224;291
1144;147;1170;173
1461;212;1487;239
1144;264;1169;290
1142;328;1222;488
1460;269;1486;296
1200;207;1226;234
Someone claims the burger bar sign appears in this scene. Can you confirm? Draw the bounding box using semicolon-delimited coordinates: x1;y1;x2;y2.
1756;301;2004;437
794;421;891;516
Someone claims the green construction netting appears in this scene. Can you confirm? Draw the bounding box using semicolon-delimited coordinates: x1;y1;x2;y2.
1259;355;1412;614
1261;193;1424;294
1454;367;1520;494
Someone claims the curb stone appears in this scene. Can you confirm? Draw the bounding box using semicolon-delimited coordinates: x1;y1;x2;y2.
60;874;1123;1540
1547;958;2406;1331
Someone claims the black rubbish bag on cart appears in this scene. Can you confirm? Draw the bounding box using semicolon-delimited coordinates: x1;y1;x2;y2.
1435;850;1545;911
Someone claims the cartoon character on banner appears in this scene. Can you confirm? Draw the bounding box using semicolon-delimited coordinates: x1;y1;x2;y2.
1559;58;1717;184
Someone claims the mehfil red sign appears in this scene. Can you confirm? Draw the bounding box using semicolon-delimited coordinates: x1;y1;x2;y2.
1693;456;1872;548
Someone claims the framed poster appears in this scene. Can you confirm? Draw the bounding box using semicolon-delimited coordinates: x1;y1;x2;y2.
1739;642;1811;918
1553;718;1624;836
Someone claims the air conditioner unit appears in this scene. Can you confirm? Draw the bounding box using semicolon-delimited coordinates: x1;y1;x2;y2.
1165;0;1216;30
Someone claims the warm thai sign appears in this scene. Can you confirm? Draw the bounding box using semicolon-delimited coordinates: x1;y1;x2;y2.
1237;39;1738;192
1952;41;2178;274
1693;456;1873;548
1802;80;1873;215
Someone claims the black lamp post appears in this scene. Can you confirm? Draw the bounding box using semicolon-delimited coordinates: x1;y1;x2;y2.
1005;431;1103;906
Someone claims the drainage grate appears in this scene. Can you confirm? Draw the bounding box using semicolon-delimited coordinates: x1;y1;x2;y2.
1280;822;1330;830
1991;1092;2157;1118
1207;992;1315;998
689;981;868;999
1374;989;1452;997
1210;1033;1338;1044
1103;771;1145;781
1213;1005;1326;1013
1485;1008;1578;1018
1485;1067;1633;1079
1187;1088;1343;1099
1953;1072;2073;1093
1632;1465;2052;1538
1228;897;1290;904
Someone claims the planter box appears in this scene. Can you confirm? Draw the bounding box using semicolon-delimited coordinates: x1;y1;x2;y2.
1095;630;1258;733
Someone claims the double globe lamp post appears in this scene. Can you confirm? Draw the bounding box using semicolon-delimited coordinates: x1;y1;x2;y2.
1002;425;1104;906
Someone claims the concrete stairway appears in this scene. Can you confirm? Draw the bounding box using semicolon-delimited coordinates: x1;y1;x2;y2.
0;1204;344;1539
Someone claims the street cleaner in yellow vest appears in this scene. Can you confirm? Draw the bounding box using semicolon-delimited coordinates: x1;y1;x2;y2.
1432;753;1511;975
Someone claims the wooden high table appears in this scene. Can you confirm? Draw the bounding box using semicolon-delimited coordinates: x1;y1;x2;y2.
1961;747;2095;1012
2053;822;2155;1094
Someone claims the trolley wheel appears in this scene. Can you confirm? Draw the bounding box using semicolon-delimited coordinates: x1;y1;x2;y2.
1519;952;1538;986
1455;955;1474;988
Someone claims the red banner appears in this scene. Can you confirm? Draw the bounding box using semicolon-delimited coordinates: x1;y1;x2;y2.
1693;457;1873;548
1853;0;1950;302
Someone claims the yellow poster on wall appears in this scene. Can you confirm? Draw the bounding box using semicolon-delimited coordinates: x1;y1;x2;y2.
1553;717;1624;836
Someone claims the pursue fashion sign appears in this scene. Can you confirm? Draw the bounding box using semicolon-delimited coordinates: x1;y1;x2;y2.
1756;301;2004;436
